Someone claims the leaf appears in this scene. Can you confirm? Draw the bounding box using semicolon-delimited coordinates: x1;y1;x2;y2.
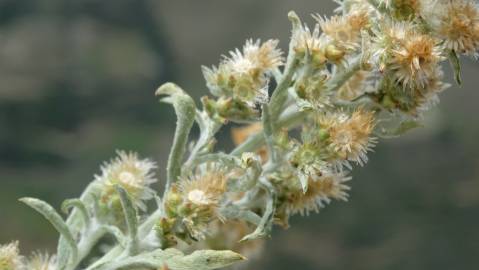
448;50;462;86
219;204;261;225
377;120;423;138
156;83;196;192
95;248;245;270
61;198;90;228
115;185;139;255
57;181;103;270
180;250;246;270
19;198;78;265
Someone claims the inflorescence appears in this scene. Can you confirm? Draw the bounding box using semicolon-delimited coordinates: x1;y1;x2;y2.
3;1;478;269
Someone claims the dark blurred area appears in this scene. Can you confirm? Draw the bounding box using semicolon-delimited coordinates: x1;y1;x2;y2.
0;1;478;269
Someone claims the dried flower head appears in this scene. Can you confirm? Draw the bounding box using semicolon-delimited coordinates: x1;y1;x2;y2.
295;72;331;109
26;253;56;270
162;167;230;240
389;0;422;19
316;11;369;47
97;150;157;211
318;109;376;166
0;241;23;270
179;168;228;206
373;21;443;88
203;39;283;105
242;39;284;71
313;10;370;66
292;24;330;70
283;171;351;216
432;0;479;56
390;33;442;88
379;66;449;115
372;21;413;62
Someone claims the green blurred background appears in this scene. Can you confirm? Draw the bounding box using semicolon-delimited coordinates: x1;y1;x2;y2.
1;1;478;269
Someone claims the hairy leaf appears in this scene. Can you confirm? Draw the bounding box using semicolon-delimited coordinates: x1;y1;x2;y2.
20;197;78;266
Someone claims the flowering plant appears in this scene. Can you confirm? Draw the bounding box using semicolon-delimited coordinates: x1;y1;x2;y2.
2;0;478;269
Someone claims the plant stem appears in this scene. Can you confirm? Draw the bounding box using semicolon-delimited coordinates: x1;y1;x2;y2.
230;107;306;156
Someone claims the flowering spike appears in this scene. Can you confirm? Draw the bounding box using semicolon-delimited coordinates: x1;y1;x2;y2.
9;1;477;269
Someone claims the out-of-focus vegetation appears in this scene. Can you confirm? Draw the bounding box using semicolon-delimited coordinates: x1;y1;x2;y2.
0;1;478;269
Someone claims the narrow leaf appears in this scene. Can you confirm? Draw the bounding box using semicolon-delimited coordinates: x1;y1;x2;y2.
61;198;90;228
96;248;245;270
377;120;423;138
156;83;196;193
219;205;261;225
180;250;246;270
57;182;103;270
448;50;462;86
115;185;139;255
19;197;78;264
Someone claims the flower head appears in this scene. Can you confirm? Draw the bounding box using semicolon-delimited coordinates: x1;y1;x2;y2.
318;109;376;166
162;166;230;240
313;10;370;65
389;0;422;20
378;66;449;115
0;241;23;270
179;168;228;207
373;21;443;88
391;33;442;87
203;39;283;105
282;171;351;216
242;39;284;71
293;24;327;68
26;253;56;270
316;11;369;47
96;150;157;211
430;0;479;56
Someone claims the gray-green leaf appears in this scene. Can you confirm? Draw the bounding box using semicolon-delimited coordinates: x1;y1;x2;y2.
156;82;196;193
19;197;78;266
448;50;462;86
96;248;245;270
115;185;139;255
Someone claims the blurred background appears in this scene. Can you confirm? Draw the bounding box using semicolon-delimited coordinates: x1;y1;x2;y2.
1;1;478;269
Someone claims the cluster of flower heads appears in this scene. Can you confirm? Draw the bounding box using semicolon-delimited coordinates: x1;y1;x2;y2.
0;242;56;270
3;1;478;269
193;0;479;236
202;40;283;121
